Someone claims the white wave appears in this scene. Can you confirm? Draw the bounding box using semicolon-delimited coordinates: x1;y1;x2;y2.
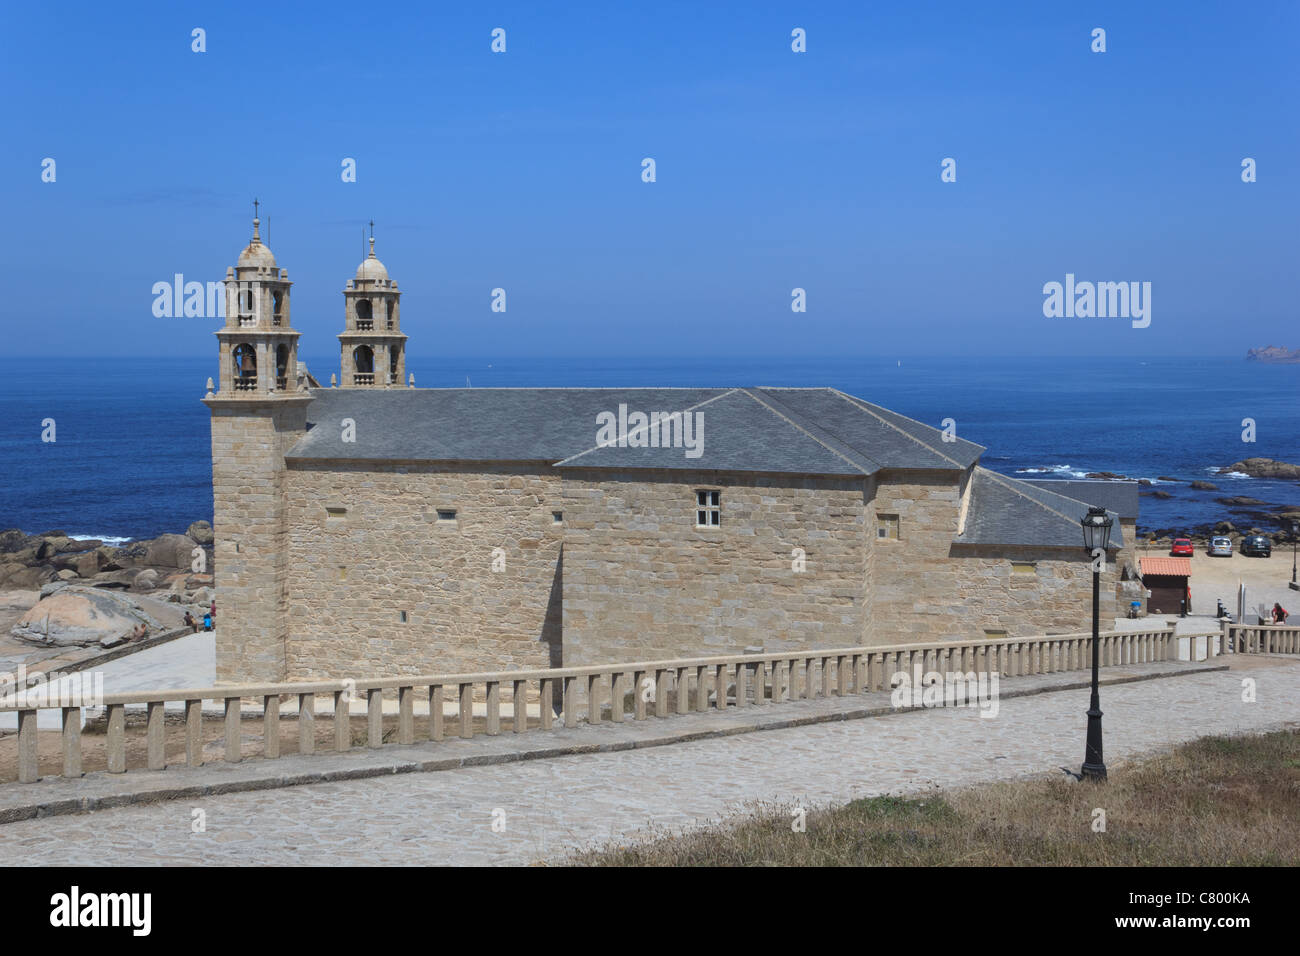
1014;465;1090;478
1216;471;1251;480
66;534;133;546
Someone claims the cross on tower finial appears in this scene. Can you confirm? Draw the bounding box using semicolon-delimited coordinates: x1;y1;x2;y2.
252;198;261;242
254;198;260;219
368;220;376;257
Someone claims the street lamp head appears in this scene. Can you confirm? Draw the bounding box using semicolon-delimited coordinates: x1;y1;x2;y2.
1081;506;1114;553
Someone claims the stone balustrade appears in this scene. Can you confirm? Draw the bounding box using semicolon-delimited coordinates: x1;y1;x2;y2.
0;628;1175;785
1223;621;1300;655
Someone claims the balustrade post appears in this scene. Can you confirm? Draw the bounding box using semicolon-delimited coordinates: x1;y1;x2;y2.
298;694;315;755
513;680;529;732
459;682;474;738
539;679;555;730
107;702;126;773
224;697;241;763
562;676;576;726
62;706;83;778
486;681;501;735
399;686;415;743
429;684;445;740
367;689;384;747
147;700;166;771
586;673;602;724
633;670;648;720
610;673;625;723
17;709;38;783
333;690;350;752
264;695;280;759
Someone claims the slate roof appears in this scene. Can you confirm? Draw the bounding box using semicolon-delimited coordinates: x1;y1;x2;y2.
1019;479;1140;520
955;468;1126;550
286;387;984;476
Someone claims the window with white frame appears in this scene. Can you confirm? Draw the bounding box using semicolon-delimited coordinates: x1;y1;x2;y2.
696;490;720;527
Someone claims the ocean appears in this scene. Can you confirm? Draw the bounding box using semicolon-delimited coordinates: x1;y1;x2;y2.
1;356;1296;540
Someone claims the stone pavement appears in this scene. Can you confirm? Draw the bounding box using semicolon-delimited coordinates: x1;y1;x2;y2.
3;656;1297;865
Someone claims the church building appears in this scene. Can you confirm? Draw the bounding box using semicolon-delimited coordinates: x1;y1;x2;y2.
205;213;1132;684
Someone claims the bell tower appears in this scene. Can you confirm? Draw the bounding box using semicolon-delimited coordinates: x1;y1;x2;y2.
215;200;303;396
339;222;408;387
204;203;313;684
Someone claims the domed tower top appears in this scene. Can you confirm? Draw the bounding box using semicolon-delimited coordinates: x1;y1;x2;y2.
355;235;389;283
340;221;407;388
236;200;278;277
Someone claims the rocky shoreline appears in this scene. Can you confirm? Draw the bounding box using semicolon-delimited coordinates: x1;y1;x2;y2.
0;524;215;648
1081;457;1300;543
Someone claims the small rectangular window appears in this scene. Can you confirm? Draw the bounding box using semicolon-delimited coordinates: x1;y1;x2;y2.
984;629;1008;640
399;610;408;623
877;514;899;539
552;511;563;525
1011;561;1037;575
696;490;721;527
437;509;457;522
326;506;347;524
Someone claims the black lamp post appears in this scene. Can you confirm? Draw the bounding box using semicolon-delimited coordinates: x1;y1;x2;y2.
1291;519;1298;586
1080;505;1113;782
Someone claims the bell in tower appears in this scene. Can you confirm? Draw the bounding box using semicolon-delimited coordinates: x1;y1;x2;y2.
339;222;407;387
214;200;303;396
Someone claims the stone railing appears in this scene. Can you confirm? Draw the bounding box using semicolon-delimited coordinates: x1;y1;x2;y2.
1223;621;1300;655
0;628;1174;785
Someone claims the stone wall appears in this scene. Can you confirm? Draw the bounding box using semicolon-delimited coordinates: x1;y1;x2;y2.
212;444;1126;683
207;396;312;684
560;469;870;664
948;545;1118;637
281;461;563;679
865;470;966;643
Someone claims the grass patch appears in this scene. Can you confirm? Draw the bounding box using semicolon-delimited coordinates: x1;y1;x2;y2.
572;729;1300;866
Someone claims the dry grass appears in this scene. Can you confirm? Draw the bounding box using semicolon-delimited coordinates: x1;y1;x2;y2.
572;729;1300;866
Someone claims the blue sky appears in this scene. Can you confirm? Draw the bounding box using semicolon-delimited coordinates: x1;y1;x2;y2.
3;0;1297;358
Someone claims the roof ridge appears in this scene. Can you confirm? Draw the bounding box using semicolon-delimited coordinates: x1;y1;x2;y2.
553;389;740;466
975;467;1089;531
739;388;878;474
827;389;970;469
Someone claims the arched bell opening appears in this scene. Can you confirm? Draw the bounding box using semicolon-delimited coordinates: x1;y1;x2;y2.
353;345;375;385
356;298;373;331
233;343;257;391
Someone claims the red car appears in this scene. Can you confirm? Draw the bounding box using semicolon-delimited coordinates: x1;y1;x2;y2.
1170;538;1194;556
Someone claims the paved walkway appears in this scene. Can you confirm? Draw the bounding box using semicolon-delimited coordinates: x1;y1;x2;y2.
6;657;1297;865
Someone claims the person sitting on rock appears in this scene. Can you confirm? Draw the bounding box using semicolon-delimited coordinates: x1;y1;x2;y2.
183;611;198;633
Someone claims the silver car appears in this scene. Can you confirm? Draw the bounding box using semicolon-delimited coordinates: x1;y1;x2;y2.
1208;536;1233;557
